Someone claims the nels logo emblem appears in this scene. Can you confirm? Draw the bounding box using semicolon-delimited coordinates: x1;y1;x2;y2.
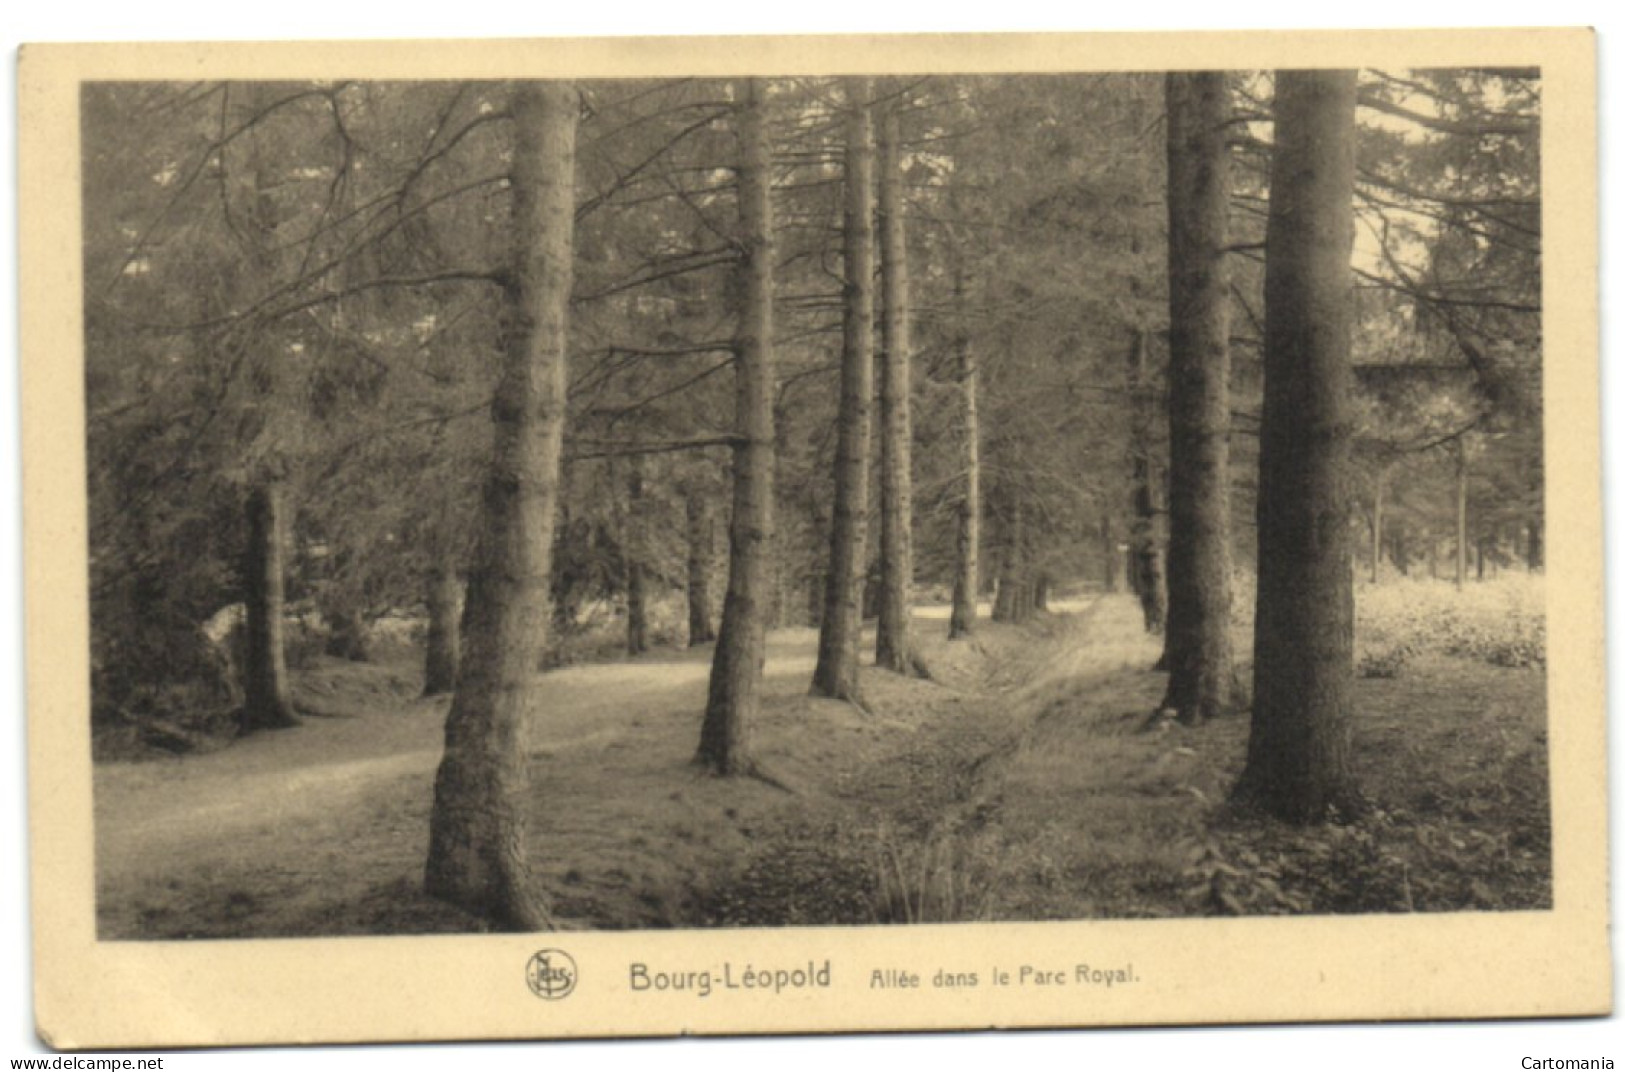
526;949;578;1000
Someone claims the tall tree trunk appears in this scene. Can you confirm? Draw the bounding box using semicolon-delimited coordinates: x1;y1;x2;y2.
1161;71;1239;725
772;552;791;629
236;94;298;737
324;604;371;662
697;79;776;776
240;474;299;733
1100;515;1121;593
1127;327;1167;634
424;81;576;930
992;495;1024;623
685;491;716;646
1370;464;1387;585
1454;441;1469;590
861;564;882;620
948;265;981;641
806;571;825;628
1234;69;1361;823
625;457;649;655
875;101;918;674
812;81;875;702
422;566;462;697
1527;516;1542;572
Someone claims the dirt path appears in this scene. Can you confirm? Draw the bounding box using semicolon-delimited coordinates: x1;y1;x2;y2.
93;608;1099;938
95;639;746;875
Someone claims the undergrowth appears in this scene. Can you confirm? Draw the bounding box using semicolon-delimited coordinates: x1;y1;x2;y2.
1355;574;1545;677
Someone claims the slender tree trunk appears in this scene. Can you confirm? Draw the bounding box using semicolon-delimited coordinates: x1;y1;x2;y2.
423;567;462;696
1478;536;1489;582
812;81;875;701
1454;441;1469;590
625;457;649;655
948;263;981;641
806;571;824;628
240;475;299;733
324;604;371;662
772;551;790;629
424;81;576;930
992;495;1023;623
1370;465;1387;585
697;79;776;776
1234;69;1361;822
875;101;918;674
685;491;716;646
1527;517;1542;572
1128;328;1167;634
992;578;1015;622
1393;527;1409;576
1033;575;1050;612
862;565;882;620
236;97;298;737
1161;71;1239;725
1100;515;1121;593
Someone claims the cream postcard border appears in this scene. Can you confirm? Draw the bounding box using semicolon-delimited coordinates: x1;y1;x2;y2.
18;29;1606;1050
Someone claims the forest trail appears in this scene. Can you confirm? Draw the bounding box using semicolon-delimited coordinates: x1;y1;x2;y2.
95;636;776;878
95;586;1550;936
94;599;1104;938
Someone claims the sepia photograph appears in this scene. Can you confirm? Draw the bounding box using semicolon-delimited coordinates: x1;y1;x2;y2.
15;23;1607;1053
80;67;1549;937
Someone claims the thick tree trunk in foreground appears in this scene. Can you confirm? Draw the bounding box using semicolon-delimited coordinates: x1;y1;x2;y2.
1161;71;1239;725
1127;328;1167;635
812;82;875;703
697;80;776;775
948;271;981;641
685;491;716;646
423;567;462;696
424;82;576;930
625;458;649;655
240;475;299;734
1234;69;1361;822
875;102;918;674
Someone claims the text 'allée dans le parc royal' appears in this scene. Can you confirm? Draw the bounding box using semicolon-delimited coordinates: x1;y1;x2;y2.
871;963;1139;990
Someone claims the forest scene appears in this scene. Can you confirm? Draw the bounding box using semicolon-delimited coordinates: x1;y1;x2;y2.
82;68;1547;939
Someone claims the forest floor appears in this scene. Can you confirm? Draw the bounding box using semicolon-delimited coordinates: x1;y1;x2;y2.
94;585;1550;938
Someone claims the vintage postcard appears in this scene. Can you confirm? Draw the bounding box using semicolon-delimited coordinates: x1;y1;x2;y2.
18;28;1604;1050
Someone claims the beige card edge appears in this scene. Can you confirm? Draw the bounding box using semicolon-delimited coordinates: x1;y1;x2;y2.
19;28;1607;1050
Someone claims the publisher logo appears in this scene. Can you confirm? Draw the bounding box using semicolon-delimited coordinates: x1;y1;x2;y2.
526;949;578;1000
